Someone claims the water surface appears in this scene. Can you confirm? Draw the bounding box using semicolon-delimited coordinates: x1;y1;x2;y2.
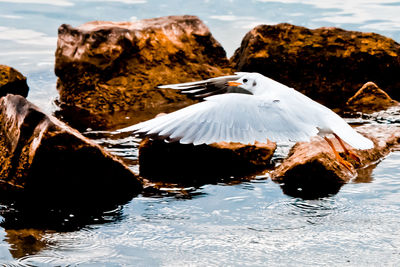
1;151;400;266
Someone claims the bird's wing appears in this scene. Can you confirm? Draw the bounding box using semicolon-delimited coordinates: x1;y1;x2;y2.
278;87;374;149
158;72;252;99
118;93;320;145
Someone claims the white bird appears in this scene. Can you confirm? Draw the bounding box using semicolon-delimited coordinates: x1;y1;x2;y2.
118;72;373;170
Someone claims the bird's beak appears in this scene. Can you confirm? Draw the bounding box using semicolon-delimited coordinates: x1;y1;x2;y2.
227;81;242;87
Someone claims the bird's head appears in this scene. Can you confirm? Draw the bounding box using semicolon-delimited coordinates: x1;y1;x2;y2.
227;72;263;95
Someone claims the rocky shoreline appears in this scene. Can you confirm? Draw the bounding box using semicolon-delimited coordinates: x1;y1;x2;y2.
2;15;400;204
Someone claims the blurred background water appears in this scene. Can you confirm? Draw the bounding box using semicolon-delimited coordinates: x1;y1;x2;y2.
0;0;400;266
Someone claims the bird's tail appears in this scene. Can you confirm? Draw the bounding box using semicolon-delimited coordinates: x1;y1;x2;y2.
336;128;374;150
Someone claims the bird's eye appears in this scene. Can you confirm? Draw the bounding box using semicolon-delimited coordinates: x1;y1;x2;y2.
253;81;257;86
243;79;248;83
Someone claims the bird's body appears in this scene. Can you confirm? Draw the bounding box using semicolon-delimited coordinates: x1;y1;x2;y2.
119;72;373;154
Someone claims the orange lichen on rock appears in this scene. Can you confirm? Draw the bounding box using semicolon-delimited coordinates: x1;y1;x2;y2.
0;65;29;97
230;23;400;108
346;82;399;113
55;15;233;130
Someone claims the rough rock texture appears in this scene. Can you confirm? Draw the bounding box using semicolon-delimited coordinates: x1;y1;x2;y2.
231;23;400;108
139;138;276;184
55;15;232;130
0;65;29;98
0;94;142;206
346;82;399;113
271;125;400;198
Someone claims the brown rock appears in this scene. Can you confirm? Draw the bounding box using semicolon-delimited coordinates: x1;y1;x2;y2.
346;82;399;113
55;15;232;130
230;23;400;108
271;124;400;198
0;65;29;98
139;138;276;184
0;94;142;207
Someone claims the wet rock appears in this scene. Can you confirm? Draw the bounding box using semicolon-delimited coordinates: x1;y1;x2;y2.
231;23;400;108
0;94;142;207
271;124;400;198
55;15;232;130
346;82;399;113
0;65;29;98
139;138;276;184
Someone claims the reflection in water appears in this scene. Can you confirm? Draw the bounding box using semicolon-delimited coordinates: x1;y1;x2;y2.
353;161;378;183
0;201;127;260
278;178;344;199
5;229;52;259
0;202;126;231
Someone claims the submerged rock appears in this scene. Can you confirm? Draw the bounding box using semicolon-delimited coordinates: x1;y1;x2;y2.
271;124;400;198
346;82;399;113
139;138;276;184
231;23;400;108
0;65;29;98
55;15;232;130
0;94;142;206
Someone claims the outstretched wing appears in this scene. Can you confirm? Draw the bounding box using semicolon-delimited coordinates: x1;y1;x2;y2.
158;72;252;99
118;93;320;145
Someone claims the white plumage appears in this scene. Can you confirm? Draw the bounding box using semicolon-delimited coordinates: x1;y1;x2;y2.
118;72;373;150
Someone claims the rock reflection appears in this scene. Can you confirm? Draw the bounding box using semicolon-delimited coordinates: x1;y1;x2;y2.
0;199;126;259
5;229;53;259
0;201;126;231
142;180;206;200
353;162;377;183
278;178;344;199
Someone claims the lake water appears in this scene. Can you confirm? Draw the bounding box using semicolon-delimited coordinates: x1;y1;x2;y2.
1;0;400;266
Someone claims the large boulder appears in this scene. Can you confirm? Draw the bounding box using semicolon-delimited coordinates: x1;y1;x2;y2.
0;94;142;207
231;23;400;108
271;124;400;199
0;65;29;98
346;81;399;113
55;15;232;130
139;138;276;184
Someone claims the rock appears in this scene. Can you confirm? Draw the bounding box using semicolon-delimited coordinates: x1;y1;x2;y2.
271;124;400;198
230;23;400;108
0;65;29;98
139;138;276;184
0;94;142;207
346;82;399;113
55;15;232;130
